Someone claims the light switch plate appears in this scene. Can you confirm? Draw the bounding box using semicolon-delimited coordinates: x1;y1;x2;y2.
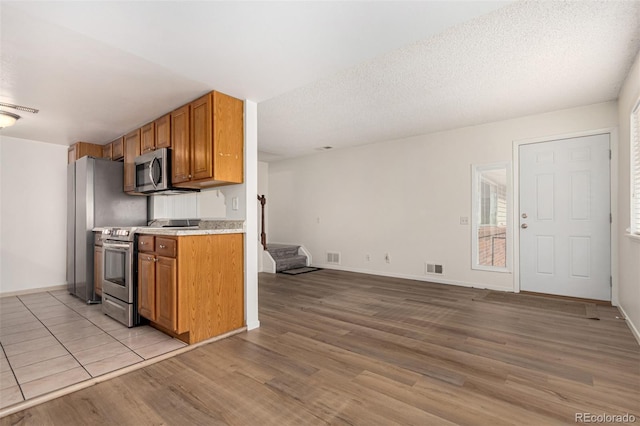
232;197;239;210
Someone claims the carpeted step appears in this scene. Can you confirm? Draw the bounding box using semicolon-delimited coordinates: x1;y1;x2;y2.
275;255;308;272
267;244;300;259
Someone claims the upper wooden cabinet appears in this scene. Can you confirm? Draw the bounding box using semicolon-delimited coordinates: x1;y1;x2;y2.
112;137;124;161
141;122;156;154
102;143;113;160
171;104;191;184
68;142;103;164
123;129;141;193
172;91;243;189
155;114;171;149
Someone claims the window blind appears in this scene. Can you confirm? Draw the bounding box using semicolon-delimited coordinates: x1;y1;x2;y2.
632;99;640;234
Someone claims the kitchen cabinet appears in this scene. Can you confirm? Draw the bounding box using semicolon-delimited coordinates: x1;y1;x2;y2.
112;137;124;161
68;142;103;164
155;113;171;149
102;143;113;160
171;105;190;184
123;129;141;193
141;122;155;153
172;91;244;189
136;232;244;344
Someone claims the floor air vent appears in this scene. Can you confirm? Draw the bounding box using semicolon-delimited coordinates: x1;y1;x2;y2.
326;252;341;264
426;263;444;275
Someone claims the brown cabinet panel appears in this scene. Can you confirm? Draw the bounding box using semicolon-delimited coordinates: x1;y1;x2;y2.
141;122;156;153
94;246;103;297
102;143;113;160
68;142;103;163
155;114;171;149
190;94;213;181
155;256;178;332
171;105;191;184
123;129;141;192
112;137;124;161
138;235;155;252
138;253;156;321
156;237;177;258
212;92;244;183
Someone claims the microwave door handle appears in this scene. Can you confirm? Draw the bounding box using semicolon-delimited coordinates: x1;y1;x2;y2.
149;158;158;189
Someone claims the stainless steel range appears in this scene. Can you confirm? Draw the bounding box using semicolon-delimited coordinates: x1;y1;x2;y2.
101;227;142;327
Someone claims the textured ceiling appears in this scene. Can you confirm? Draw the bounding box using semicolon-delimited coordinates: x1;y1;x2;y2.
0;1;638;162
259;0;640;160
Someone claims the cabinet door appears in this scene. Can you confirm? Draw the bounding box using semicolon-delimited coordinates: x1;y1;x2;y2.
112;137;124;160
123;129;141;192
94;246;103;297
213;92;244;183
141;122;155;153
138;253;156;321
190;94;213;181
155;256;177;332
155;114;171;149
171;105;191;184
102;143;113;160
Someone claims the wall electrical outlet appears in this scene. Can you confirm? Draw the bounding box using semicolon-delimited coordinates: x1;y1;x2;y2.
385;253;390;263
460;216;469;225
232;197;239;211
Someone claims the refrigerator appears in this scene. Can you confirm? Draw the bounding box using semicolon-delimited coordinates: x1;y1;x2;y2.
67;156;148;303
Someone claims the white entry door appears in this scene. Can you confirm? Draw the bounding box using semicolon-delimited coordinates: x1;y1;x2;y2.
519;134;610;300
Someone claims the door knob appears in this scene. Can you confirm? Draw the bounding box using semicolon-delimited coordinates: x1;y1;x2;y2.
521;223;528;229
521;213;528;219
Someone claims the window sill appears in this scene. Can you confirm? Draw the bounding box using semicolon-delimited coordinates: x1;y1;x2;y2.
626;232;640;243
472;265;512;273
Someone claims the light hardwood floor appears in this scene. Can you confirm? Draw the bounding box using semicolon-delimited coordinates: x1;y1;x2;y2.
2;270;639;425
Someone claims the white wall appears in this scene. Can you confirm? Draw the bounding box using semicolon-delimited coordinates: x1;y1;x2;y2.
268;101;618;292
257;161;269;272
0;136;68;294
617;52;640;342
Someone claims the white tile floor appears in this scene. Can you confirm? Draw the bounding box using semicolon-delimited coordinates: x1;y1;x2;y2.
0;290;187;409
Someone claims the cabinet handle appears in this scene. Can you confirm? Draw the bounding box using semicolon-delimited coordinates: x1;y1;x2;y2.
140;242;145;245
147;256;154;261
188;174;192;178
159;244;166;249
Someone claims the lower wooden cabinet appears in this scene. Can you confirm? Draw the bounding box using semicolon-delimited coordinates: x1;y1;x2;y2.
137;233;243;344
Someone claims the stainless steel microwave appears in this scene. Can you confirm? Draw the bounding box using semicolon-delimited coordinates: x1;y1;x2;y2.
134;148;198;194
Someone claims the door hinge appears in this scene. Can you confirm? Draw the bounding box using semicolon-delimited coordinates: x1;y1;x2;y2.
609;149;612;159
610;213;613;223
610;276;613;287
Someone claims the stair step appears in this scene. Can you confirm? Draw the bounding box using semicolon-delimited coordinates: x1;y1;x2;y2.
275;255;308;272
267;244;300;259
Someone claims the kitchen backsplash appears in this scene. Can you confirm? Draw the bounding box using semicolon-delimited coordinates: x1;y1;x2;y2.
150;188;226;219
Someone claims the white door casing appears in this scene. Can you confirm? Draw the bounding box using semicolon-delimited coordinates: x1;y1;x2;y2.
519;134;611;301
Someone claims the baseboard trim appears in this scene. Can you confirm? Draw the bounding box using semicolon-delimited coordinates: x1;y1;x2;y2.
617;304;640;345
314;264;513;293
246;320;261;331
0;284;67;298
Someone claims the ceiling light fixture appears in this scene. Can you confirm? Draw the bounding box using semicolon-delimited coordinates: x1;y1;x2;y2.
0;111;20;128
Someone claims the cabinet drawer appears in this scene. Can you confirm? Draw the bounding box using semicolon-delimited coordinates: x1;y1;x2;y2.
156;237;177;257
138;235;155;252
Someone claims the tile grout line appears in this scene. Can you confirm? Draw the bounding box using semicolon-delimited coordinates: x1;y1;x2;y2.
15;294;93;384
0;339;25;402
48;291;186;359
48;291;150;361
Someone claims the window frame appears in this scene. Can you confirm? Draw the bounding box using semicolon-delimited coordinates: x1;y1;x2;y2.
471;162;512;272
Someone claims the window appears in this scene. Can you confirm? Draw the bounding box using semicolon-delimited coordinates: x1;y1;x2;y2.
472;162;511;271
631;98;640;235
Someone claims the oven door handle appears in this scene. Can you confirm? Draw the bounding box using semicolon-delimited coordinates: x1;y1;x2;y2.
149;157;159;189
103;242;132;250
